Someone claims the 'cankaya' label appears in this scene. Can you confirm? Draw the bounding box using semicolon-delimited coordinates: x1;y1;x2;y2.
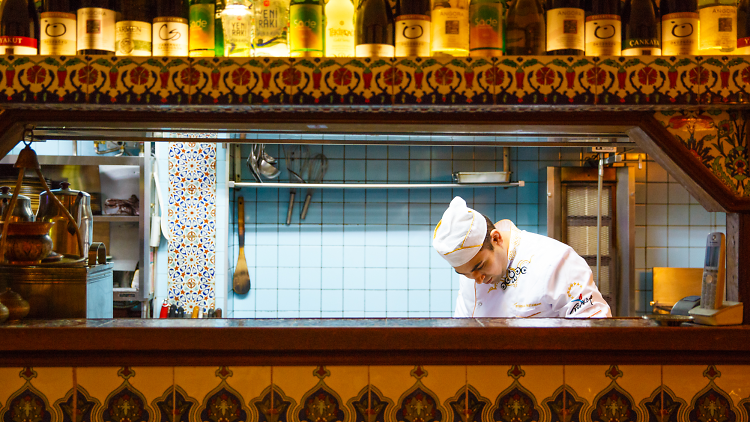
584;14;620;55
621;37;661;56
153;17;188;56
547;7;584;52
395;15;430;56
0;36;38;55
78;7;115;51
662;12;699;55
41;12;76;55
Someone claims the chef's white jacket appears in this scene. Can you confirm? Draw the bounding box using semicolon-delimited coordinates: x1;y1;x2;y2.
455;220;612;318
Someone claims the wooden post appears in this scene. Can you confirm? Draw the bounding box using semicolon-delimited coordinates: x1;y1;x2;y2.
726;213;750;324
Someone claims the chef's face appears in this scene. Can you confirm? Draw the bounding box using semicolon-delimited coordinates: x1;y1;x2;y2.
453;229;508;285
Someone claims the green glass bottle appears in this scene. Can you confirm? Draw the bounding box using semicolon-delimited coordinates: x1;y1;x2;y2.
215;0;226;56
190;0;215;56
469;0;504;57
289;0;324;57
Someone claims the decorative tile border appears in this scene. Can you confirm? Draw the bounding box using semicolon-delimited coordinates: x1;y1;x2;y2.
167;139;218;313
0;55;743;110
654;110;749;197
2;365;749;422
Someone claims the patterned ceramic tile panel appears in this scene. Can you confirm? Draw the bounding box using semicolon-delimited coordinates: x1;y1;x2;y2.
167;140;217;313
724;56;750;105
287;57;391;107
0;55;87;104
598;56;701;106
392;57;495;107
699;56;750;106
3;365;750;422
190;57;287;106
654;110;749;197
85;56;186;106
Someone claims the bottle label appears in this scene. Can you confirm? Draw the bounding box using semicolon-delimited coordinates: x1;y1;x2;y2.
222;9;253;57
325;13;355;57
395;14;430;56
738;36;750;53
77;7;116;52
469;5;502;55
255;1;289;52
432;7;469;55
621;44;662;56
662;12;699;55
40;12;77;55
699;5;737;51
116;21;152;56
0;36;38;55
584;14;620;56
153;17;189;56
290;4;323;56
190;3;215;54
546;7;584;51
355;43;395;57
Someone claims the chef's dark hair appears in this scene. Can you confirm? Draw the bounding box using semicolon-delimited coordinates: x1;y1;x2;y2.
481;216;496;251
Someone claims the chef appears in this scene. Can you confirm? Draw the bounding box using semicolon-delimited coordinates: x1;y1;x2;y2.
433;197;611;318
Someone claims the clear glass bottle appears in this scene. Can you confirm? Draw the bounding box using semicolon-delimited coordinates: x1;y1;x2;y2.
255;0;289;56
325;0;355;57
431;0;470;56
698;0;737;52
221;0;253;56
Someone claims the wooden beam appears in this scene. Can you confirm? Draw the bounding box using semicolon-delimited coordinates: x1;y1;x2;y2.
726;213;750;324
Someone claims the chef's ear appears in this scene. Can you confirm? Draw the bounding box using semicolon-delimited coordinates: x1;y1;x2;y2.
490;229;502;247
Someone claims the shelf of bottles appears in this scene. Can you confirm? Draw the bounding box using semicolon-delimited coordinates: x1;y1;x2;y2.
0;0;748;110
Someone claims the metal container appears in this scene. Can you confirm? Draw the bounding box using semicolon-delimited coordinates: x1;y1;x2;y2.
453;172;511;184
1;263;113;319
0;186;34;222
36;182;93;257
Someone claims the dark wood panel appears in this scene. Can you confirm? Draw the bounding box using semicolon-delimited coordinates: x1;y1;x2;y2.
1;319;750;366
726;213;750;324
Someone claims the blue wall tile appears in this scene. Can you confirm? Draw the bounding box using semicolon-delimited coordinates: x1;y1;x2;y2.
230;146;726;318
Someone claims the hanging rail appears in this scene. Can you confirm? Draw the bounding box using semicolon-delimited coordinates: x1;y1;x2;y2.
229;181;525;189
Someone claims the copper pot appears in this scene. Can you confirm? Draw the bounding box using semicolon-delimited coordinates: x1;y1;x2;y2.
0;222;53;265
0;287;29;321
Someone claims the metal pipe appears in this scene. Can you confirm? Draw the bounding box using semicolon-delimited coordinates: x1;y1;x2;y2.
229;181;525;189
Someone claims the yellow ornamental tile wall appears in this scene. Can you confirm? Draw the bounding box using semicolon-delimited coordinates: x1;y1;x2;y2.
654;110;749;197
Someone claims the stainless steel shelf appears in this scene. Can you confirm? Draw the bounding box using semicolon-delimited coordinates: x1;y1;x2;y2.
0;155;142;166
93;215;139;223
229;181;525;189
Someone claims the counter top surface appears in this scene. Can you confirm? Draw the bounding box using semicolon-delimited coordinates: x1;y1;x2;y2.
1;318;749;366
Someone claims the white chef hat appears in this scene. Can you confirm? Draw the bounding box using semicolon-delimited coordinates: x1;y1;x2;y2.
432;197;488;267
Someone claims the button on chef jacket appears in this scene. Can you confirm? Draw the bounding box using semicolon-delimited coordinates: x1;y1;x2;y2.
455;220;612;318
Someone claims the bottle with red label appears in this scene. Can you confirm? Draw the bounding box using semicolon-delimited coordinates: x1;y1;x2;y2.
0;0;40;55
738;0;749;53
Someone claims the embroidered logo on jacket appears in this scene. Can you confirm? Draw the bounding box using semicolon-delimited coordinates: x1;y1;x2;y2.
567;282;582;299
489;258;532;291
569;294;594;315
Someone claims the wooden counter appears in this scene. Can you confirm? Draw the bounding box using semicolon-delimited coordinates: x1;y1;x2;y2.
1;318;749;366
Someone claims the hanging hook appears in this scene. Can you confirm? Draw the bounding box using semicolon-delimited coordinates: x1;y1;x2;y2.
22;128;34;147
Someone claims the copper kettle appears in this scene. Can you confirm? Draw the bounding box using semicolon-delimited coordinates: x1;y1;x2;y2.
36;182;93;257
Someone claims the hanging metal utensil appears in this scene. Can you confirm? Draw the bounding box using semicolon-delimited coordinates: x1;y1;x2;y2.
300;153;328;220
283;145;308;225
257;144;280;179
